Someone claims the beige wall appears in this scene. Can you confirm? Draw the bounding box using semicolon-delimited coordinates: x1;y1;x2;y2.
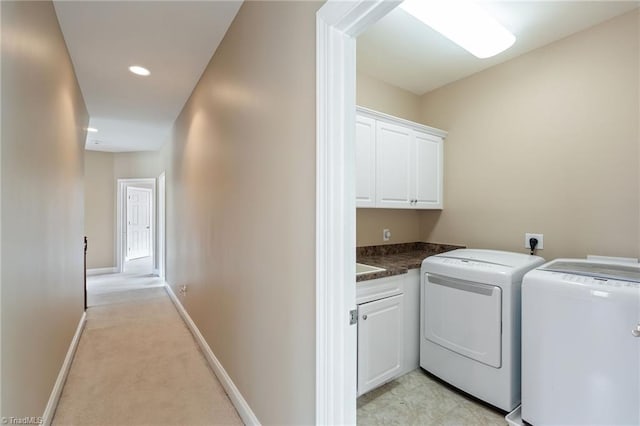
357;209;422;246
113;150;163;180
85;151;115;268
84;150;163;269
356;71;424;246
419;10;639;260
357;71;421;122
165;2;318;423
1;1;87;417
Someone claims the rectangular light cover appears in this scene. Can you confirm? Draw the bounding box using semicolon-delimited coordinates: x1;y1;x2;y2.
400;0;516;59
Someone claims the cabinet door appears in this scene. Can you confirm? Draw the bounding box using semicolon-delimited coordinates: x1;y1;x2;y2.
413;131;443;209
356;115;376;207
358;294;404;396
375;121;413;208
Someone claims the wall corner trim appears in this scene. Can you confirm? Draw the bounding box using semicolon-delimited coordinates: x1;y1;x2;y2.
42;311;87;426
86;267;117;276
164;283;261;426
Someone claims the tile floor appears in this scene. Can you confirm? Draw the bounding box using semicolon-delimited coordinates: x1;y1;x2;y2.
357;369;507;426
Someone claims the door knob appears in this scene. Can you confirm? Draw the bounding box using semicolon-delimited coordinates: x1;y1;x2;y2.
632;324;640;337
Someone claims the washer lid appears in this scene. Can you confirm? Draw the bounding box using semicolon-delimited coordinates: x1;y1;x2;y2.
436;249;544;269
541;259;640;283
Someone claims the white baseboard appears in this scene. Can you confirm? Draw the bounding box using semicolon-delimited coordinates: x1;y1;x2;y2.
86;267;117;276
42;311;87;426
164;284;260;425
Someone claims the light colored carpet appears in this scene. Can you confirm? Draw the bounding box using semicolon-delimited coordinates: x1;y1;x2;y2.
357;369;507;425
86;270;165;307
52;275;243;426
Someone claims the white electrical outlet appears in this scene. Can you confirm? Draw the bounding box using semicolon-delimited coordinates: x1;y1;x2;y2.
525;233;544;250
383;229;391;241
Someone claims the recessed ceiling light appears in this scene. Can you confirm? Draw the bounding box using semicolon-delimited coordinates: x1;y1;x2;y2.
400;0;516;59
86;127;98;133
129;65;151;76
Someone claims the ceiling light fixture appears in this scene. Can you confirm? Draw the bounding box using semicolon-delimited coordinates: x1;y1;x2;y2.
128;65;151;76
86;127;98;133
400;0;516;59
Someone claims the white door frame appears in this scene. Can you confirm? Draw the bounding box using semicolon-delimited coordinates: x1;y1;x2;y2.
315;1;399;424
158;171;166;280
116;178;157;273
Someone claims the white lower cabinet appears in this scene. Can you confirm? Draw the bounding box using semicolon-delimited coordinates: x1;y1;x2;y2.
356;270;421;396
357;294;404;396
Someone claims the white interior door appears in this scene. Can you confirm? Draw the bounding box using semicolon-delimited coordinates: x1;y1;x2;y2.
126;187;152;260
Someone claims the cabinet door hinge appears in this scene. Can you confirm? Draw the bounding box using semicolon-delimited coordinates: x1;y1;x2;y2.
349;309;358;325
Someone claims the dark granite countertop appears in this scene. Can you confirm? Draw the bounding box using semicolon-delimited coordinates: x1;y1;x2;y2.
356;242;464;282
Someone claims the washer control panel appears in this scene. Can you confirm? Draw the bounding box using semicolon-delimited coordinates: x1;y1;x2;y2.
560;272;639;288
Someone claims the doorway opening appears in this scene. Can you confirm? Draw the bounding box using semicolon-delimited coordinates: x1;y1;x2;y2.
158;171;166;281
116;178;157;275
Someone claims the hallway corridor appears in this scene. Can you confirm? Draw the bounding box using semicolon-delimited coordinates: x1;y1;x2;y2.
52;273;242;425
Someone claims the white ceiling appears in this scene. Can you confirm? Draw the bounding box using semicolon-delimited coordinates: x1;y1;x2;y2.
358;1;639;95
54;1;243;152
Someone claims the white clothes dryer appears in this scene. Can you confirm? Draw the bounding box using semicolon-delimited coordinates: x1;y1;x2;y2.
522;258;640;426
421;249;545;411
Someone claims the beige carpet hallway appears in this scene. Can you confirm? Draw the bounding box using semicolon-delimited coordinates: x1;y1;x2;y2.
52;272;243;425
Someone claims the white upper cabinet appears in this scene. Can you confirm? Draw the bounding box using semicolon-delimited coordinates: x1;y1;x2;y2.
356;107;446;210
356;115;376;207
413;130;443;209
376;120;413;208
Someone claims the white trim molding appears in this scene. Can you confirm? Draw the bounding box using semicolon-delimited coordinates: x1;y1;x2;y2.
86;267;117;276
315;1;400;424
164;284;260;425
356;105;448;138
42;311;87;426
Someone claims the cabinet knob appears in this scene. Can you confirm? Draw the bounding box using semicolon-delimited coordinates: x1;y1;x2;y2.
362;314;368;320
633;324;640;337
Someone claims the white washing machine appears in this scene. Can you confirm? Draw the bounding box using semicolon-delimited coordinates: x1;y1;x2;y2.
421;249;545;411
522;258;640;426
